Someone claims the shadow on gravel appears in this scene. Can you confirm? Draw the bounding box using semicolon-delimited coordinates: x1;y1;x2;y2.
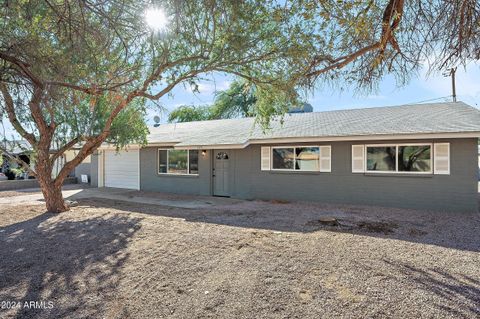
383;260;480;318
71;197;480;253
0;211;141;319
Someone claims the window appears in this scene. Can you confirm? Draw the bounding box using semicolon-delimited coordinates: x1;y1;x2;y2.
158;149;199;175
189;150;199;174
168;150;188;174
366;146;396;172
398;145;431;172
296;147;319;171
272;148;294;169
271;146;330;172
365;144;432;173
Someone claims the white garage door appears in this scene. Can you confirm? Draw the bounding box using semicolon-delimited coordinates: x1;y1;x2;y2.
104;149;140;190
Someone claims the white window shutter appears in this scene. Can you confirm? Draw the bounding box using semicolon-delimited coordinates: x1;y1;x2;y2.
434;143;450;175
261;146;271;171
319;146;331;172
352;145;365;173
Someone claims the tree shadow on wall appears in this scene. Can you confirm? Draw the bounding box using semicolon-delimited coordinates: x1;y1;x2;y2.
0;211;142;319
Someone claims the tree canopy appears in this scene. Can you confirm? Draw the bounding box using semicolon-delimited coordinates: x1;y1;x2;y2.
0;0;479;212
0;0;308;211
168;80;257;123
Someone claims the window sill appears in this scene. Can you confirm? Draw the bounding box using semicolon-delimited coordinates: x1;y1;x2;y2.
157;173;199;178
363;172;433;178
267;170;331;175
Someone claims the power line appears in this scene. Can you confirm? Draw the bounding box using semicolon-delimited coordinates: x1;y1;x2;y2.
407;95;453;105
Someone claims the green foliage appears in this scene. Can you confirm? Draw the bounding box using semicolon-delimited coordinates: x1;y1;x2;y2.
210;81;257;119
169;79;300;128
2;0;477;162
168;105;213;123
168;79;259;123
1;0;311;154
9;167;24;177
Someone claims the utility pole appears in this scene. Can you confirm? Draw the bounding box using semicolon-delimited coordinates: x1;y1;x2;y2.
451;67;457;102
444;67;457;102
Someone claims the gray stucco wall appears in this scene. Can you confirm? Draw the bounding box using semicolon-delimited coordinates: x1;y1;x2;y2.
96;138;477;213
230;138;478;213
74;162;91;182
140;147;212;195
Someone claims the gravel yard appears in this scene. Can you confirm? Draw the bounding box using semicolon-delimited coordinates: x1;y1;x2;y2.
0;195;479;318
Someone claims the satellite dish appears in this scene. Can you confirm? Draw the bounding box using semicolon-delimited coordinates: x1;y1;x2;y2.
153;115;161;127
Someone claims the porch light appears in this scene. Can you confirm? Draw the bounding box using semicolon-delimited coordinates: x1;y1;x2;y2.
201;150;207;157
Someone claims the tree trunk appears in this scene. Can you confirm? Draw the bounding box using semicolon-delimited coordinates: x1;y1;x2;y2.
37;172;69;213
42;182;69;213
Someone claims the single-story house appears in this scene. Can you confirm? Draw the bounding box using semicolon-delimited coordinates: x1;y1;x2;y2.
91;102;480;212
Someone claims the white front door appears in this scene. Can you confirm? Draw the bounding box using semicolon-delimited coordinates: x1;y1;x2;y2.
213;150;230;197
104;149;140;190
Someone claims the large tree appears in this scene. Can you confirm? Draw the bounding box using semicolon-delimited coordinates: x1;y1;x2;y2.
0;0;305;212
1;0;479;213
301;0;479;88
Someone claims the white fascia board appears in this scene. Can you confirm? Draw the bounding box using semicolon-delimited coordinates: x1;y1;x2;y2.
248;132;480;144
97;144;141;150
173;142;250;150
141;131;480;149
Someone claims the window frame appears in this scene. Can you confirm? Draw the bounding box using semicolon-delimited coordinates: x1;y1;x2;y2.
270;145;327;172
365;143;433;174
157;148;199;176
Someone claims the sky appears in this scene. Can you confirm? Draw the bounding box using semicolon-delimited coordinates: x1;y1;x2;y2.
2;62;480;138
144;62;480;126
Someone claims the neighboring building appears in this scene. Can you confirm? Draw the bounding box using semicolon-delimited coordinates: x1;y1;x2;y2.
0;141;34;179
52;149;91;182
1;141;91;181
91;102;480;212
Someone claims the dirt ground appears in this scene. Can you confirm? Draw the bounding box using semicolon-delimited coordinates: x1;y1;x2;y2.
0;184;88;198
0;196;479;318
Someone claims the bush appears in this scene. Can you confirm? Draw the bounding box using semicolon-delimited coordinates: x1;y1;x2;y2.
4;170;15;180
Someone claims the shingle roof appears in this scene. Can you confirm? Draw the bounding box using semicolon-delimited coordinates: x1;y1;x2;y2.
147;102;480;148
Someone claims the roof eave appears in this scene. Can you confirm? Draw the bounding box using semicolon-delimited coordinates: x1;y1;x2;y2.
248;131;480;144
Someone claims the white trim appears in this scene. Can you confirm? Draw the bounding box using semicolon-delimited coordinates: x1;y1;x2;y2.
352;145;365;173
173;142;249;150
103;132;480;150
97;150;104;187
249;132;480;145
434;143;450;175
319;145;331;172
98;144;141;150
270;145;330;172
157;148;199;176
260;146;271;171
364;143;433;174
138;150;141;190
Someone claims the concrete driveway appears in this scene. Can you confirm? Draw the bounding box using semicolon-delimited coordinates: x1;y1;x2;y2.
0;186;241;209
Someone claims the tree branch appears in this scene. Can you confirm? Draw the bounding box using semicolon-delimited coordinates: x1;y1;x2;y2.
0;52;44;87
307;0;405;79
0;83;37;145
50;136;83;164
